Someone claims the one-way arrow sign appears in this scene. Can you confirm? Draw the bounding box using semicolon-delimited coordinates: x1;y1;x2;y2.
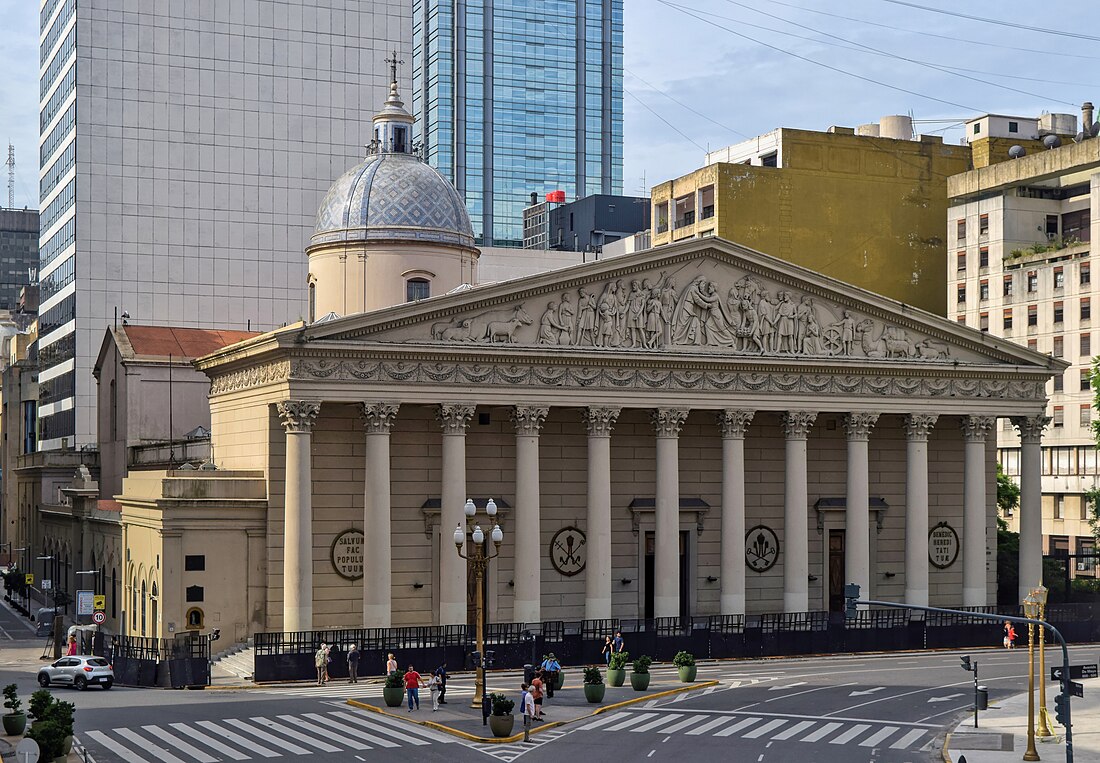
928;693;966;703
1051;664;1098;681
849;687;885;697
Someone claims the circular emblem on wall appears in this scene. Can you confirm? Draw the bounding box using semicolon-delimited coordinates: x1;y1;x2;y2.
330;528;364;580
550;526;586;576
746;525;780;572
928;522;960;569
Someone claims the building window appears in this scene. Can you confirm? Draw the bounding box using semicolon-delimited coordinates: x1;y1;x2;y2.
699;185;715;220
957;284;966;304
308;282;316;323
1053;406;1064;427
1047;214;1059;238
957;252;966;272
1003;309;1013;330
1054;372;1063;392
956;315;966;324
184;555;205;572
1082;261;1091;285
186;585;204;603
1003;275;1014;297
1063;209;1090;242
1053;335;1064;357
760;152;778;167
1028;338;1038;351
1054;267;1065;289
979;214;989;235
1055;495;1065;519
979;247;989;268
1082;333;1092;356
1083;298;1091;321
1082;369;1092;391
973;123;981;135
655;203;669;233
1027;271;1038;292
1028;304;1038;326
1008;121;1019;133
1054;301;1064;323
979;312;989;332
957;220;966;241
1082;404;1093;428
979;280;989;301
406;278;431;302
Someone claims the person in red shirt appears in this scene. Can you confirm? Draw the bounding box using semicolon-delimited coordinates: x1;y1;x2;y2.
404;665;426;711
530;670;545;720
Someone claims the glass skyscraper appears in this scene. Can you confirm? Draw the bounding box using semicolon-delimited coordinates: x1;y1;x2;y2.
412;0;623;247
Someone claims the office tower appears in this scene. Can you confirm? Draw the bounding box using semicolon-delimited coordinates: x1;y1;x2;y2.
0;209;40;311
36;0;409;448
412;0;624;247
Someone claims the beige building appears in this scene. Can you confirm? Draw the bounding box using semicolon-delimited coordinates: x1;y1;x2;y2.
948;116;1100;571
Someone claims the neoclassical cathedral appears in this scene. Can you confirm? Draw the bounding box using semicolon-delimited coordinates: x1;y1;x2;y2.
117;77;1061;643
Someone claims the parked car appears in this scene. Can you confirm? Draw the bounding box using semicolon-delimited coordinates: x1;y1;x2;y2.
37;656;113;690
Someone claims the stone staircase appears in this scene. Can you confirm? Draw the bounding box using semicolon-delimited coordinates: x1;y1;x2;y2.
211;639;254;682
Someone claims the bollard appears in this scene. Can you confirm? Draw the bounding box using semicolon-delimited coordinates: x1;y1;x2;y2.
976;686;988;711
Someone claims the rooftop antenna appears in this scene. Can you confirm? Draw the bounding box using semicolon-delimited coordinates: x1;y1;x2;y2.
5;144;13;209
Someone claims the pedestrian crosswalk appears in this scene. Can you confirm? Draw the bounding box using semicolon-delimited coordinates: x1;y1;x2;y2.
578;710;935;751
79;709;456;762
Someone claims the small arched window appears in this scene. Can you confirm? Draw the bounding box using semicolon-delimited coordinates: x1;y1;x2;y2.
308;281;316;323
140;580;147;636
406;278;430;302
393;126;408;153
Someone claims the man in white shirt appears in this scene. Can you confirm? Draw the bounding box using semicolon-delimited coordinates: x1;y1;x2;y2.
520;682;535;742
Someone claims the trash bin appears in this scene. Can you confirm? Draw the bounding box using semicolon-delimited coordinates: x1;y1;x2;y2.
524;664;535;684
976;686;988;711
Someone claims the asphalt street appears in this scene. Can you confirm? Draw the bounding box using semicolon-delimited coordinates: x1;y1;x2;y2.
1;644;1094;763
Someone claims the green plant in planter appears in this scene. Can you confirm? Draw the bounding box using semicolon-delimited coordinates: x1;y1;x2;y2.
28;689;53;722
2;684;26;736
382;671;405;708
583;666;606;703
583;666;604;684
630;655;652;692
673;650;697;683
25;691;74;761
487;692;515;738
606;650;629;687
490;692;514;716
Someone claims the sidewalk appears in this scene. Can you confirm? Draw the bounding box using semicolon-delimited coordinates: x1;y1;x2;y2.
346;667;717;743
947;677;1100;762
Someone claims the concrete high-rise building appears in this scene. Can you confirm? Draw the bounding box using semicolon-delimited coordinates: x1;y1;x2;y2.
0;209;40;312
36;0;410;449
411;0;624;248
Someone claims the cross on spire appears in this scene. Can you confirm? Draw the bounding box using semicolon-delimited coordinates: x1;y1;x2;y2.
384;49;404;85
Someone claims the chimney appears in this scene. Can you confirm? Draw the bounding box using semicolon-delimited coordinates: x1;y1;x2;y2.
1083;102;1095;132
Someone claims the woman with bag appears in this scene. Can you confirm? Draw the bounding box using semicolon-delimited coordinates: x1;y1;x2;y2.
427;671;441;711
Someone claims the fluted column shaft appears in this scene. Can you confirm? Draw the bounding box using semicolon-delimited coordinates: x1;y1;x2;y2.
1013;415;1049;602
783;411;817;613
278;400;320;633
719;410;754;615
584;407;620;620
904;414;937;607
512;406;549;623
653;408;689;619
961;416;995;606
438;404;475;625
361;402;399;628
844;412;879;603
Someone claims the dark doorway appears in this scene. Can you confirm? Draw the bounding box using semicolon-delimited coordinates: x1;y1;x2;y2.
828;530;846;613
644;530;690;619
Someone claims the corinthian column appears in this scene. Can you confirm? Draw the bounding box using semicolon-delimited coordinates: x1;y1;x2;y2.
584;406;620;620
1012;415;1049;602
438;403;475;625
904;414;937;607
512;405;549;623
844;412;879;603
782;411;817;613
718;409;754;615
960;416;996;606
652;408;690;619
360;402;399;628
277;400;321;633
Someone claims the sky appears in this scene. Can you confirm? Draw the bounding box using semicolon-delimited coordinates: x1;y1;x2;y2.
2;0;1099;210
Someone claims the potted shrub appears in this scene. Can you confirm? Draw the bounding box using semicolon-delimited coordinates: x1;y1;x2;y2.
2;684;25;736
382;671;405;708
673;651;697;683
488;692;515;738
629;655;652;691
26;690;74;762
583;666;605;703
606;651;629;687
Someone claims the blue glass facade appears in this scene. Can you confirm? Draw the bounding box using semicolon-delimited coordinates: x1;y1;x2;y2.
413;0;623;247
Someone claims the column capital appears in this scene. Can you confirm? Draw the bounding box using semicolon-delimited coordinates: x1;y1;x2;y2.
511;405;549;436
960;415;996;443
781;410;818;440
277;400;321;433
583;406;621;437
717;409;755;439
437;403;476;434
1011;414;1051;444
652;408;690;438
359;402;400;434
843;412;880;440
904;413;939;441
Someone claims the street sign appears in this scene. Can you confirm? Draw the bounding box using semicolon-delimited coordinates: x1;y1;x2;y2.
1070;680;1084;698
93;595;105;611
15;736;40;763
92;611;105;625
41;579;51;591
23;573;33;585
1051;664;1098;681
76;590;94;616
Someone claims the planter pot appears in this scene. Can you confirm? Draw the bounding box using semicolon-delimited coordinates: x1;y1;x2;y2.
489;714;515;738
63;734;73;755
629;672;651;691
2;712;26;736
382;687;405;708
583;683;606;703
554;672;564;691
606;668;626;687
677;665;697;683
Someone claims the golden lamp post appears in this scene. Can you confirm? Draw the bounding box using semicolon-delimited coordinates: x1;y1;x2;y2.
1033;584;1052;737
453;498;503;710
1021;592;1040;762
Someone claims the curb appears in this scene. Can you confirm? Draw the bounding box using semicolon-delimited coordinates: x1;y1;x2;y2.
346;679;720;744
941;730;953;763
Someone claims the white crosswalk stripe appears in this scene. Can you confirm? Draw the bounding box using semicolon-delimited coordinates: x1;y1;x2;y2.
79;709;450;762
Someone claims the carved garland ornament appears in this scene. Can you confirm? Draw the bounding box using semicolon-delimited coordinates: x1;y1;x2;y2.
209;361;291;395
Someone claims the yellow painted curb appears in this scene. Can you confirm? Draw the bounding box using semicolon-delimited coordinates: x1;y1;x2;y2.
942;730;953;763
347;679;719;744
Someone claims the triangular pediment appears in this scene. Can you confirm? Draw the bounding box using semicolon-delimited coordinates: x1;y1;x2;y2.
303;237;1056;370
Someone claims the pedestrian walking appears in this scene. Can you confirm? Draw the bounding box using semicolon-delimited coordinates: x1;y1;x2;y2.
386;652;398;675
521;682;535;742
435;662;449;705
347;643;360;684
314;643;328;685
540;653;561;699
1003;621;1017;649
530;670;545;720
66;635;78;656
601;635;613;666
612;631;625;654
403;664;426;711
322;644;332;684
427;671;441;711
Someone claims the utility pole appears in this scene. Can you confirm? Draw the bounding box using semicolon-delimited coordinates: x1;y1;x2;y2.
4;144;13;209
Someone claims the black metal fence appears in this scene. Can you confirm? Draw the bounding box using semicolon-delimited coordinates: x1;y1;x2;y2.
106;634;211;688
252;602;1100;684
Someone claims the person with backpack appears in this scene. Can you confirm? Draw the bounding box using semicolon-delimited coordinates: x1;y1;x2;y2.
435;662;449;705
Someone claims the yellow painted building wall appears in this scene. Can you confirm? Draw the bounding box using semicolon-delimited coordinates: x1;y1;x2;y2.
652;129;972;315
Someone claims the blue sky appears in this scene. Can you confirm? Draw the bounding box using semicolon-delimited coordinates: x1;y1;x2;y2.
2;0;1098;210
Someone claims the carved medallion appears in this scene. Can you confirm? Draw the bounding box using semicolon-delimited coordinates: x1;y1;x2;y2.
549;526;586;577
330;528;364;580
746;525;780;572
928;522;960;569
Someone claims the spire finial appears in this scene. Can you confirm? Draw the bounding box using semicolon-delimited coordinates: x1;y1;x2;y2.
385;49;404;86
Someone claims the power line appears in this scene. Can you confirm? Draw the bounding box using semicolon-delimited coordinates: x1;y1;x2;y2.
624;89;707;152
625;68;752;140
878;0;1100;43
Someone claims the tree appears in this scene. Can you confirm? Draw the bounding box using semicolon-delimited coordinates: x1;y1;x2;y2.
996;464;1020;531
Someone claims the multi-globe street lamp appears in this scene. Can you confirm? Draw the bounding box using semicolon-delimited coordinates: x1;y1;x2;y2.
453;498;503;709
1021;591;1040;762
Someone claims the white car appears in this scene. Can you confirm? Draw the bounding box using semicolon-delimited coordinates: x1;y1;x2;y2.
37;656;114;690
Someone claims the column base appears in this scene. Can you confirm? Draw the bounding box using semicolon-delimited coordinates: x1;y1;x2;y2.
513;600;540;624
363;604;391;629
719;595;745;616
962;587;987;608
653;596;679;620
783;592;808;613
585;597;612;621
439;603;467;626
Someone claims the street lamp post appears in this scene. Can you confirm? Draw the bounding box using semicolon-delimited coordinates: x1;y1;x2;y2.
453;498;503;710
1034;584;1052;738
1022;592;1040;762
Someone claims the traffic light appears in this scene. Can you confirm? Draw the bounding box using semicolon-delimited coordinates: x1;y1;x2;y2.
844;583;860;618
1054;682;1070;726
960;655;973;673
